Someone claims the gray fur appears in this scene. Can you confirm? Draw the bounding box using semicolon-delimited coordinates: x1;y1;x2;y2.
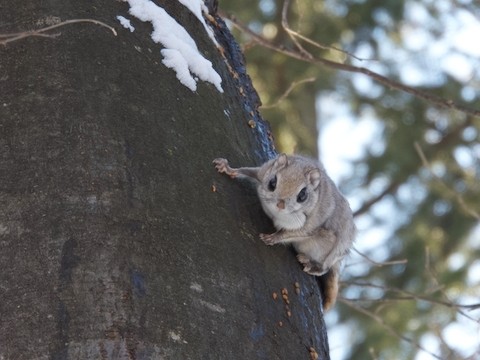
213;154;356;309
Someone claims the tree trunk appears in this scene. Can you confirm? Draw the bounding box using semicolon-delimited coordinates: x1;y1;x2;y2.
0;1;329;359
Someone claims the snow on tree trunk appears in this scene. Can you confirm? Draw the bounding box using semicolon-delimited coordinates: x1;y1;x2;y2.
0;0;330;358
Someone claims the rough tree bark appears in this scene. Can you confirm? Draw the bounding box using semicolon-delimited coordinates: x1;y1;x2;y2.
0;1;329;359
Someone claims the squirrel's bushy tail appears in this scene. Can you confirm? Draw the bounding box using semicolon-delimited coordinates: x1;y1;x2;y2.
318;263;339;312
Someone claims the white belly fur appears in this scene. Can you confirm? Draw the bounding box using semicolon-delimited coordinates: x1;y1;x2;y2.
272;212;306;230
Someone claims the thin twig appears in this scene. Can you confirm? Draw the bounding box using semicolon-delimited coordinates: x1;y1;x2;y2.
222;12;480;118
353;181;401;217
262;77;316;109
353;120;473;218
352;248;408;267
340;297;444;360
422;246;480;322
281;0;313;60
342;280;480;315
280;0;368;62
0;18;117;46
414;142;480;220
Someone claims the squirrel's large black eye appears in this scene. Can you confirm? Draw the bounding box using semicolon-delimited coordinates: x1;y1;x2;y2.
268;176;277;191
297;187;307;203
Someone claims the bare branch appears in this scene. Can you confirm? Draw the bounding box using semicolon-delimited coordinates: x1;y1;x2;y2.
353;181;401;217
343;280;480;314
0;18;117;46
352;248;408;267
414;142;480;221
353;117;474;217
280;0;369;62
221;12;480;118
281;0;313;60
262;77;316;109
340;297;444;360
422;247;480;322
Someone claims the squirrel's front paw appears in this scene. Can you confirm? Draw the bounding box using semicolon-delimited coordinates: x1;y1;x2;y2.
212;158;229;172
259;232;277;246
213;158;237;177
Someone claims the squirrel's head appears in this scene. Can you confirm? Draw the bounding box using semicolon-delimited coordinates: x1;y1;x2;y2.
257;154;321;230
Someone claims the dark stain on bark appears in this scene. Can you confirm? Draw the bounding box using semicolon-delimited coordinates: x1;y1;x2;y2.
51;238;80;360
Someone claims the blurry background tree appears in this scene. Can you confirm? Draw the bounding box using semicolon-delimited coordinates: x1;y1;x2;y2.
219;0;480;359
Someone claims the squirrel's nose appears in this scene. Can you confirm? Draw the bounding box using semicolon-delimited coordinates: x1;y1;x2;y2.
277;200;285;209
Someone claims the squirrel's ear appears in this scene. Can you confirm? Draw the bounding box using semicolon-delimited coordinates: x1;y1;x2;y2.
308;168;321;189
274;153;288;168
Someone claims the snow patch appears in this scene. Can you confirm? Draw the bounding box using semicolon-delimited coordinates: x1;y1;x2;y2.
161;49;198;91
126;0;223;93
116;15;135;32
177;0;218;45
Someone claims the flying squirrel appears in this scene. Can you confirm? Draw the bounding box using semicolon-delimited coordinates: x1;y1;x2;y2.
213;154;356;311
